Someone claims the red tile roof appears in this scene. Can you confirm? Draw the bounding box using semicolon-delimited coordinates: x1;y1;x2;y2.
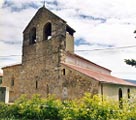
62;63;136;86
2;63;22;69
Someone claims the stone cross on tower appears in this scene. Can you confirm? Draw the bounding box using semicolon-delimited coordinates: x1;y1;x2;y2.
42;0;46;7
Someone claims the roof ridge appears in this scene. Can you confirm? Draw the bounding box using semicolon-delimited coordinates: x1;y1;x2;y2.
66;52;111;72
2;63;22;69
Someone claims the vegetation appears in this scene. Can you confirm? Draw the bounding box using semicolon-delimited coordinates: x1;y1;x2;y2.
124;59;136;67
0;93;136;120
124;30;136;67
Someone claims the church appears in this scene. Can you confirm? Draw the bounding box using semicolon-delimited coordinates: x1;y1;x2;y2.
0;6;135;103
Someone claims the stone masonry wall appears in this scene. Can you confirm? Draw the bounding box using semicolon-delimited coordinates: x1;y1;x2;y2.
2;7;99;102
2;64;22;102
61;65;99;100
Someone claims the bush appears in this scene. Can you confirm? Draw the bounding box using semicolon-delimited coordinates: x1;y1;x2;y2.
1;93;136;120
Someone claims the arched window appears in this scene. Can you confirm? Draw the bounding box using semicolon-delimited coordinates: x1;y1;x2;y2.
43;22;52;40
66;25;74;36
29;27;36;44
119;88;123;108
128;88;130;99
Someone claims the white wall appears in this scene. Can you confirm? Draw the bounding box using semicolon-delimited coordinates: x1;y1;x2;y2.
99;83;136;101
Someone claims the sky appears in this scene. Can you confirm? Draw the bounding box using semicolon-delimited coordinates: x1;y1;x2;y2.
0;0;136;80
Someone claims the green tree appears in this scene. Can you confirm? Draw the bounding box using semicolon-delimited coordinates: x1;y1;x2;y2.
124;30;136;67
124;59;136;67
134;30;136;38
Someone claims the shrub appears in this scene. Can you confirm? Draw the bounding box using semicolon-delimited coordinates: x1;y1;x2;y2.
1;93;136;120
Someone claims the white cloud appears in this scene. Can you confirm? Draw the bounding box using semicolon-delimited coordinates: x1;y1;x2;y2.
0;7;37;41
75;46;136;79
0;0;136;79
0;0;4;7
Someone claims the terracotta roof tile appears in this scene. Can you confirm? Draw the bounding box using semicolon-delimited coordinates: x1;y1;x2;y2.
62;63;136;86
2;63;22;69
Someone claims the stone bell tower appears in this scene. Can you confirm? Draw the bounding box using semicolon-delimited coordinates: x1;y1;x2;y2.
20;6;75;98
22;6;75;65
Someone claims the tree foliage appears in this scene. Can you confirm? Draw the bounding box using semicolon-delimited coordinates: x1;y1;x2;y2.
124;59;136;67
124;30;136;67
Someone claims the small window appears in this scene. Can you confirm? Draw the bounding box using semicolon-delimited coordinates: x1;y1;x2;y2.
43;22;52;40
36;80;38;89
47;84;49;96
11;77;14;86
62;69;65;75
29;27;36;44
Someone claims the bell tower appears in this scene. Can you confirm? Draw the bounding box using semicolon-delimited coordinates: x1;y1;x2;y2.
20;6;75;98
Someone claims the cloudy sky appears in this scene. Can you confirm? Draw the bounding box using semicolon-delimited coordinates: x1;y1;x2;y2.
0;0;136;80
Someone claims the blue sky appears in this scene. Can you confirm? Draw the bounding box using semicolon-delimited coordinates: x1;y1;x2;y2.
0;0;136;79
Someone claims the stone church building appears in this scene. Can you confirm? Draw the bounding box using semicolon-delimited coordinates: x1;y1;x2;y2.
0;6;136;103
